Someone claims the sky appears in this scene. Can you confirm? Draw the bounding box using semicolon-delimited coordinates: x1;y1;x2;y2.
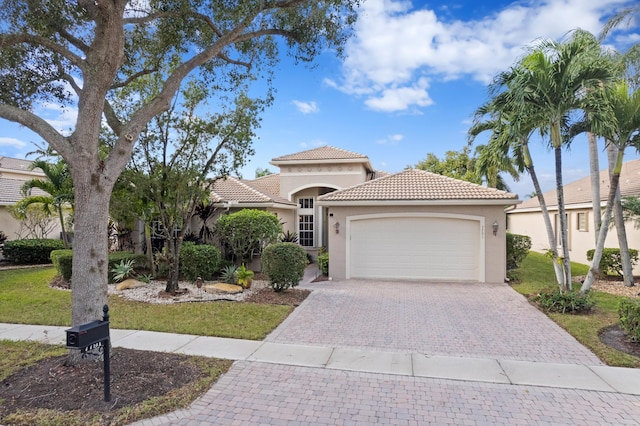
0;0;639;198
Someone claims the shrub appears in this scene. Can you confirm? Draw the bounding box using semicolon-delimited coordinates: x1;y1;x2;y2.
179;242;221;281
280;230;299;243
317;251;329;275
586;248;639;277
619;299;640;342
111;258;136;282
531;288;594;314
50;249;73;281
262;242;308;292
2;239;65;264
506;233;532;270
215;209;282;264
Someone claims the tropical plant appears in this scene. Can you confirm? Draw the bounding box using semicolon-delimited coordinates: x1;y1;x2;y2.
15;159;73;248
110;259;136;283
492;29;614;291
220;265;238;285
469;78;564;286
236;264;255;289
280;231;299;243
581;80;640;292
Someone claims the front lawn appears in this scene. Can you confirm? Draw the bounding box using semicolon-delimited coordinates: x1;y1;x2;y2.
0;267;292;340
511;252;640;368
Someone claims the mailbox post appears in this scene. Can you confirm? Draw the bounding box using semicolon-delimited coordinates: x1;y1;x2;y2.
66;305;111;401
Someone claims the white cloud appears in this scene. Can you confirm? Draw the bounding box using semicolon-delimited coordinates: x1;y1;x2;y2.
335;0;631;112
376;133;404;145
365;78;432;112
0;137;27;149
292;100;319;114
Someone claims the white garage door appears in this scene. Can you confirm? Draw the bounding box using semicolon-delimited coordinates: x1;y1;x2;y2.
348;216;482;281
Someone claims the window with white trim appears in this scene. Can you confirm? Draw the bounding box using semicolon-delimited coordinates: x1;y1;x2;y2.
298;197;315;247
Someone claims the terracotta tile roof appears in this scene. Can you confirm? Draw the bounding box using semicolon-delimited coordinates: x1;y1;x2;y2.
318;169;518;202
210;176;294;206
242;173;280;197
514;159;640;210
0;177;48;205
271;145;369;162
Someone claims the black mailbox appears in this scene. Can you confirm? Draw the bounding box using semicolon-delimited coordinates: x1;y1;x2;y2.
66;320;110;349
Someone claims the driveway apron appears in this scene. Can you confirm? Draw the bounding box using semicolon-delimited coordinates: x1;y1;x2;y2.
268;280;602;365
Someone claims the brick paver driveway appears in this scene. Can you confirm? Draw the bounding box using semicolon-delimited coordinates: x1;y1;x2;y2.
269;280;602;365
138;280;640;425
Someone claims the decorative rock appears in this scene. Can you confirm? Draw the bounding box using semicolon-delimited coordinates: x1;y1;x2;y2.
204;283;243;294
115;278;147;291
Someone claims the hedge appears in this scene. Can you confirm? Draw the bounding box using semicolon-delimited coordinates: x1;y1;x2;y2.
2;239;65;264
49;250;148;283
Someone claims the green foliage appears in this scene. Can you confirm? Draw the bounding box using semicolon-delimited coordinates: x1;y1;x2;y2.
0;230;7;245
108;252;148;283
50;249;73;281
215;209;283;263
506;233;532;270
619;299;640;342
586;248;639;277
280;230;299;243
179;242;221;281
236;264;255;288
2;239;64;264
220;264;238;284
531;288;594;314
318;251;329;275
111;259;136;283
262;243;308;292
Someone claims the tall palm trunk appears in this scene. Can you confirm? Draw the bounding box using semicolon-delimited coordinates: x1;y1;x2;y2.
553;143;572;291
607;143;634;287
588;132;601;248
523;143;565;287
582;147;625;292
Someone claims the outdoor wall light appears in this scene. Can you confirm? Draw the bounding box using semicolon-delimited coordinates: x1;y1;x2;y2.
335;221;340;234
492;221;499;236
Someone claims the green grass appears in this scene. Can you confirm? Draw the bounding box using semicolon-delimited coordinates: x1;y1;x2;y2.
0;267;293;340
512;252;640;368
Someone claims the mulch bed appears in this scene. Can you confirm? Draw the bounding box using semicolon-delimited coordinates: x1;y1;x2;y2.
599;325;640;358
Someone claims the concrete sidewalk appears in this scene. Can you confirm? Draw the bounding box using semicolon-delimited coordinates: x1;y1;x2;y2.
1;322;639;396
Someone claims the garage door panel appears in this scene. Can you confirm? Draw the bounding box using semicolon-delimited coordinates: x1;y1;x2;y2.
349;217;481;281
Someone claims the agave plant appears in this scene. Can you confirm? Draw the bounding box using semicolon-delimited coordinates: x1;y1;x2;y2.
111;259;136;283
220;264;238;284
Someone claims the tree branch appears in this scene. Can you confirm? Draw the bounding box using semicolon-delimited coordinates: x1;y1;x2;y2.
111;68;158;89
0;104;71;158
0;34;85;72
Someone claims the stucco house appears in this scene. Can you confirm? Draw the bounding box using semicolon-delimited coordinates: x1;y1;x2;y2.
208;146;520;283
0;156;61;241
507;159;640;274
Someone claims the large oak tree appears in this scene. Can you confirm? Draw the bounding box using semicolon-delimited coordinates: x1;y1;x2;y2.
0;0;360;328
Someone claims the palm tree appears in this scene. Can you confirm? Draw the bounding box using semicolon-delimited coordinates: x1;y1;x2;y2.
469;90;566;287
505;29;614;291
17;159;74;248
581;80;640;292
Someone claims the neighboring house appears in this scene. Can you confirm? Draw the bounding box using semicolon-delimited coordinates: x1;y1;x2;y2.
207;146;520;283
0;156;60;240
507;159;640;274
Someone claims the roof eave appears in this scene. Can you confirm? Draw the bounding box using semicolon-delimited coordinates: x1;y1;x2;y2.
318;199;521;207
212;201;297;209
